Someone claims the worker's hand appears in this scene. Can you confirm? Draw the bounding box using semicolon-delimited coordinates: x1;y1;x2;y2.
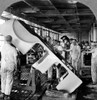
13;68;17;76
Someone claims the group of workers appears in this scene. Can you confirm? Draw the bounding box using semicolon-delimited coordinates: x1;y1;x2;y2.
54;36;81;72
1;34;97;100
46;35;97;86
44;35;81;81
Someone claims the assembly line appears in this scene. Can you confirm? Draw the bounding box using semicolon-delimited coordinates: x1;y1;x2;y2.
0;0;97;100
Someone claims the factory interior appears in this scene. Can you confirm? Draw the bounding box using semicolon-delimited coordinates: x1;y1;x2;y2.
0;0;97;100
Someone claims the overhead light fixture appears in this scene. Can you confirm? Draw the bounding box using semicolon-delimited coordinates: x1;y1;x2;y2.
1;11;19;20
72;0;78;3
68;0;78;4
1;11;12;18
1;11;13;19
23;7;39;13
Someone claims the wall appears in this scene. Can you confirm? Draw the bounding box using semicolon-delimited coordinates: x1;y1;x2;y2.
89;25;97;42
79;32;89;42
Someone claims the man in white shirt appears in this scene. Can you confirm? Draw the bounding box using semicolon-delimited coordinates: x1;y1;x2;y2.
0;35;17;100
87;42;97;84
71;40;80;71
65;39;81;72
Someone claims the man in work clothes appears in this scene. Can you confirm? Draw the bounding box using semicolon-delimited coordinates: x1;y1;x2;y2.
0;35;17;100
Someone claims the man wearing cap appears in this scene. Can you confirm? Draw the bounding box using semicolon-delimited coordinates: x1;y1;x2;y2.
0;35;17;100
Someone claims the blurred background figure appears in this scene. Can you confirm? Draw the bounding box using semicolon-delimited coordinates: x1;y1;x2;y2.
87;42;97;85
54;40;63;55
60;35;70;60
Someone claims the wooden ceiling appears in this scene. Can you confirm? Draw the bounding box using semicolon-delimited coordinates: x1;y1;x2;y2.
5;0;95;33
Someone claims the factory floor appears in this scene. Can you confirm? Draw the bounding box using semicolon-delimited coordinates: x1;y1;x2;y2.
0;66;96;100
6;78;97;100
0;78;94;100
42;78;97;100
76;78;97;100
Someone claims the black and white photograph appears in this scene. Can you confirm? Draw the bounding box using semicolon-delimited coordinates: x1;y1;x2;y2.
0;0;97;100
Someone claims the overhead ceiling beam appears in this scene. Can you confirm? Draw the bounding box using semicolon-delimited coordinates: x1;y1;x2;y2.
79;20;92;23
29;7;93;18
23;0;95;33
45;0;75;32
49;19;67;24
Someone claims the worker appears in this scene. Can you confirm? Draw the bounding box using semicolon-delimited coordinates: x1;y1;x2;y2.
60;35;70;60
0;35;17;100
65;39;81;72
54;40;63;55
87;42;97;85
